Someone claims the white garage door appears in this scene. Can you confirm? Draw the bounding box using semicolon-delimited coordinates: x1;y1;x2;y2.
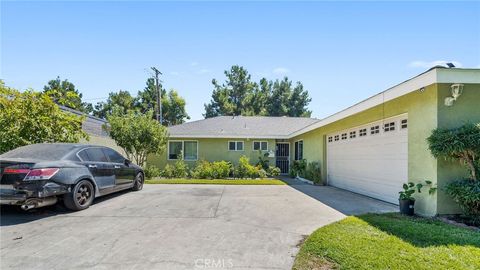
326;114;408;204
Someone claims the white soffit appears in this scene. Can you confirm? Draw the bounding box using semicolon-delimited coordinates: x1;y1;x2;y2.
290;68;480;138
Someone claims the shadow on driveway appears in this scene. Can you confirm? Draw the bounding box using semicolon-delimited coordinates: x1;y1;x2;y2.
280;176;398;215
0;189;131;227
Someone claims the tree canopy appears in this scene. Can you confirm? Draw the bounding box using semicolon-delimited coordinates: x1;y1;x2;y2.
43;76;93;113
427;123;480;181
105;110;168;167
204;65;312;118
0;81;88;154
92;78;190;126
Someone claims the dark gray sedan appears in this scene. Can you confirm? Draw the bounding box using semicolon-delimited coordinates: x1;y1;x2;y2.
0;143;144;211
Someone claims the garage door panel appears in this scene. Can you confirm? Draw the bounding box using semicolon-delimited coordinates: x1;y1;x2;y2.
327;115;408;204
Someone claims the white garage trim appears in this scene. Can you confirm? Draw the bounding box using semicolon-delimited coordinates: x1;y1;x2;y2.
326;114;408;204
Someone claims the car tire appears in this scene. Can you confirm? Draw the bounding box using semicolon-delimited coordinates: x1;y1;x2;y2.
64;180;95;211
132;173;144;191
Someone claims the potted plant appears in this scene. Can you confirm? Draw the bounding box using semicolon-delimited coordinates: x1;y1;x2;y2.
399;181;436;215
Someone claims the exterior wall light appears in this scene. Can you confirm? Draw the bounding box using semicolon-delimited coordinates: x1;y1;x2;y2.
444;83;464;107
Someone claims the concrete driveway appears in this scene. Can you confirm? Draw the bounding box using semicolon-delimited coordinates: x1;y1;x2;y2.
1;181;396;270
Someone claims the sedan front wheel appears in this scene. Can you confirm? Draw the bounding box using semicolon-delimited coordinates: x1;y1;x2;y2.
132;173;144;191
64;180;94;211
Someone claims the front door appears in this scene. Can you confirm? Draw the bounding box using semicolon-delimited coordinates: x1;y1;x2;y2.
275;143;290;174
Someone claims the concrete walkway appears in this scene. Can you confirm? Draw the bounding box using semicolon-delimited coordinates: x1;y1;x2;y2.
1;183;396;270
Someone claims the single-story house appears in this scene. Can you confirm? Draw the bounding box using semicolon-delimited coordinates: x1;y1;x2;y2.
148;67;480;216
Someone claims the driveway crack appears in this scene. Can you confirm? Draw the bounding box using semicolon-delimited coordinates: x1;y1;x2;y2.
213;185;226;218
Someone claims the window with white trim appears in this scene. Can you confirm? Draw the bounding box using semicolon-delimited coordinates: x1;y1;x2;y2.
384;122;395;132
341;133;347;140
253;141;268;151
168;141;198;160
370;125;380;135
334;135;339;141
183;141;198;160
401;119;408;129
228;141;244;151
349;131;356;139
359;128;367;137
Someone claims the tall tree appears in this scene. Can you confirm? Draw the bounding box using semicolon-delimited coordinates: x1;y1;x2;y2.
204;66;312;118
0;81;88;154
162;90;190;126
135;78;189;125
204;65;257;117
93;90;136;119
43;76;92;113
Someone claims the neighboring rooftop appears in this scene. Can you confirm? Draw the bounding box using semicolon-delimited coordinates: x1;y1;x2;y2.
59;106;109;137
168;116;320;139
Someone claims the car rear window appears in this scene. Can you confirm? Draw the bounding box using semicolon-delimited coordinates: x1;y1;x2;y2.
0;144;77;160
81;148;109;162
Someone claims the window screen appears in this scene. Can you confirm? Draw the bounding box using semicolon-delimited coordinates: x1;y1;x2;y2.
183;141;198;160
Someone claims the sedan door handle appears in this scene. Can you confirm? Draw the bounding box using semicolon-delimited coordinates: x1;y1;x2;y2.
114;165;121;169
88;164;97;168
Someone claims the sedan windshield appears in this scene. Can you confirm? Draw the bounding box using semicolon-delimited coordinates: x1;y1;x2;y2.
0;144;78;160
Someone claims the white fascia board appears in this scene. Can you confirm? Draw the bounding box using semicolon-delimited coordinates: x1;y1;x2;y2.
436;68;480;83
169;134;289;139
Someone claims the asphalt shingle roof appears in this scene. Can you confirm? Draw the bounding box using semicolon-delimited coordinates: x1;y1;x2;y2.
168;116;320;138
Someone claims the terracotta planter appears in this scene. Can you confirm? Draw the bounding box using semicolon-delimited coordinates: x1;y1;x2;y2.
399;199;415;215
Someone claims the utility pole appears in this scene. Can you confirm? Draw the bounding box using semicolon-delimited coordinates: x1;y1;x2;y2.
151;67;162;124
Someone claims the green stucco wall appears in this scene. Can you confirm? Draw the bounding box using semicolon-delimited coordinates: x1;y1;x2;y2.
147;138;276;169
436;83;480;214
289;84;439;216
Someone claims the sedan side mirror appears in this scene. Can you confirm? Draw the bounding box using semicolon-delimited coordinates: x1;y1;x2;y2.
124;159;131;166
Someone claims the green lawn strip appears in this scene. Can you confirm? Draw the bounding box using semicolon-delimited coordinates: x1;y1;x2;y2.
293;213;480;270
145;178;286;185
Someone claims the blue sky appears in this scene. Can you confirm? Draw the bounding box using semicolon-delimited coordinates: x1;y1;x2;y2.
2;1;479;121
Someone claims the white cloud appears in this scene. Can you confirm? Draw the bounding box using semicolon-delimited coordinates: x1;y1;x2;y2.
408;60;463;69
190;62;199;67
272;67;289;74
197;68;211;74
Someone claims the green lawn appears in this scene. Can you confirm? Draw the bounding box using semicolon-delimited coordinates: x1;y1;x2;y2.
293;213;480;270
145;178;286;185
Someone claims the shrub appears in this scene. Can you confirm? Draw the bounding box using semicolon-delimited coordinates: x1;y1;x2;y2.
290;159;307;177
190;160;213;179
427;123;480;180
267;166;281;177
173;159;189;178
211;161;232;179
191;160;232;179
235;156;265;179
144;165;161;179
445;179;480;221
428;123;480;222
256;150;270;170
161;164;175;178
304;161;322;184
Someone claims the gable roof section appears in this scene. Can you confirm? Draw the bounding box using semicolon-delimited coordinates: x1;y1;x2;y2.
168;116;320;139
